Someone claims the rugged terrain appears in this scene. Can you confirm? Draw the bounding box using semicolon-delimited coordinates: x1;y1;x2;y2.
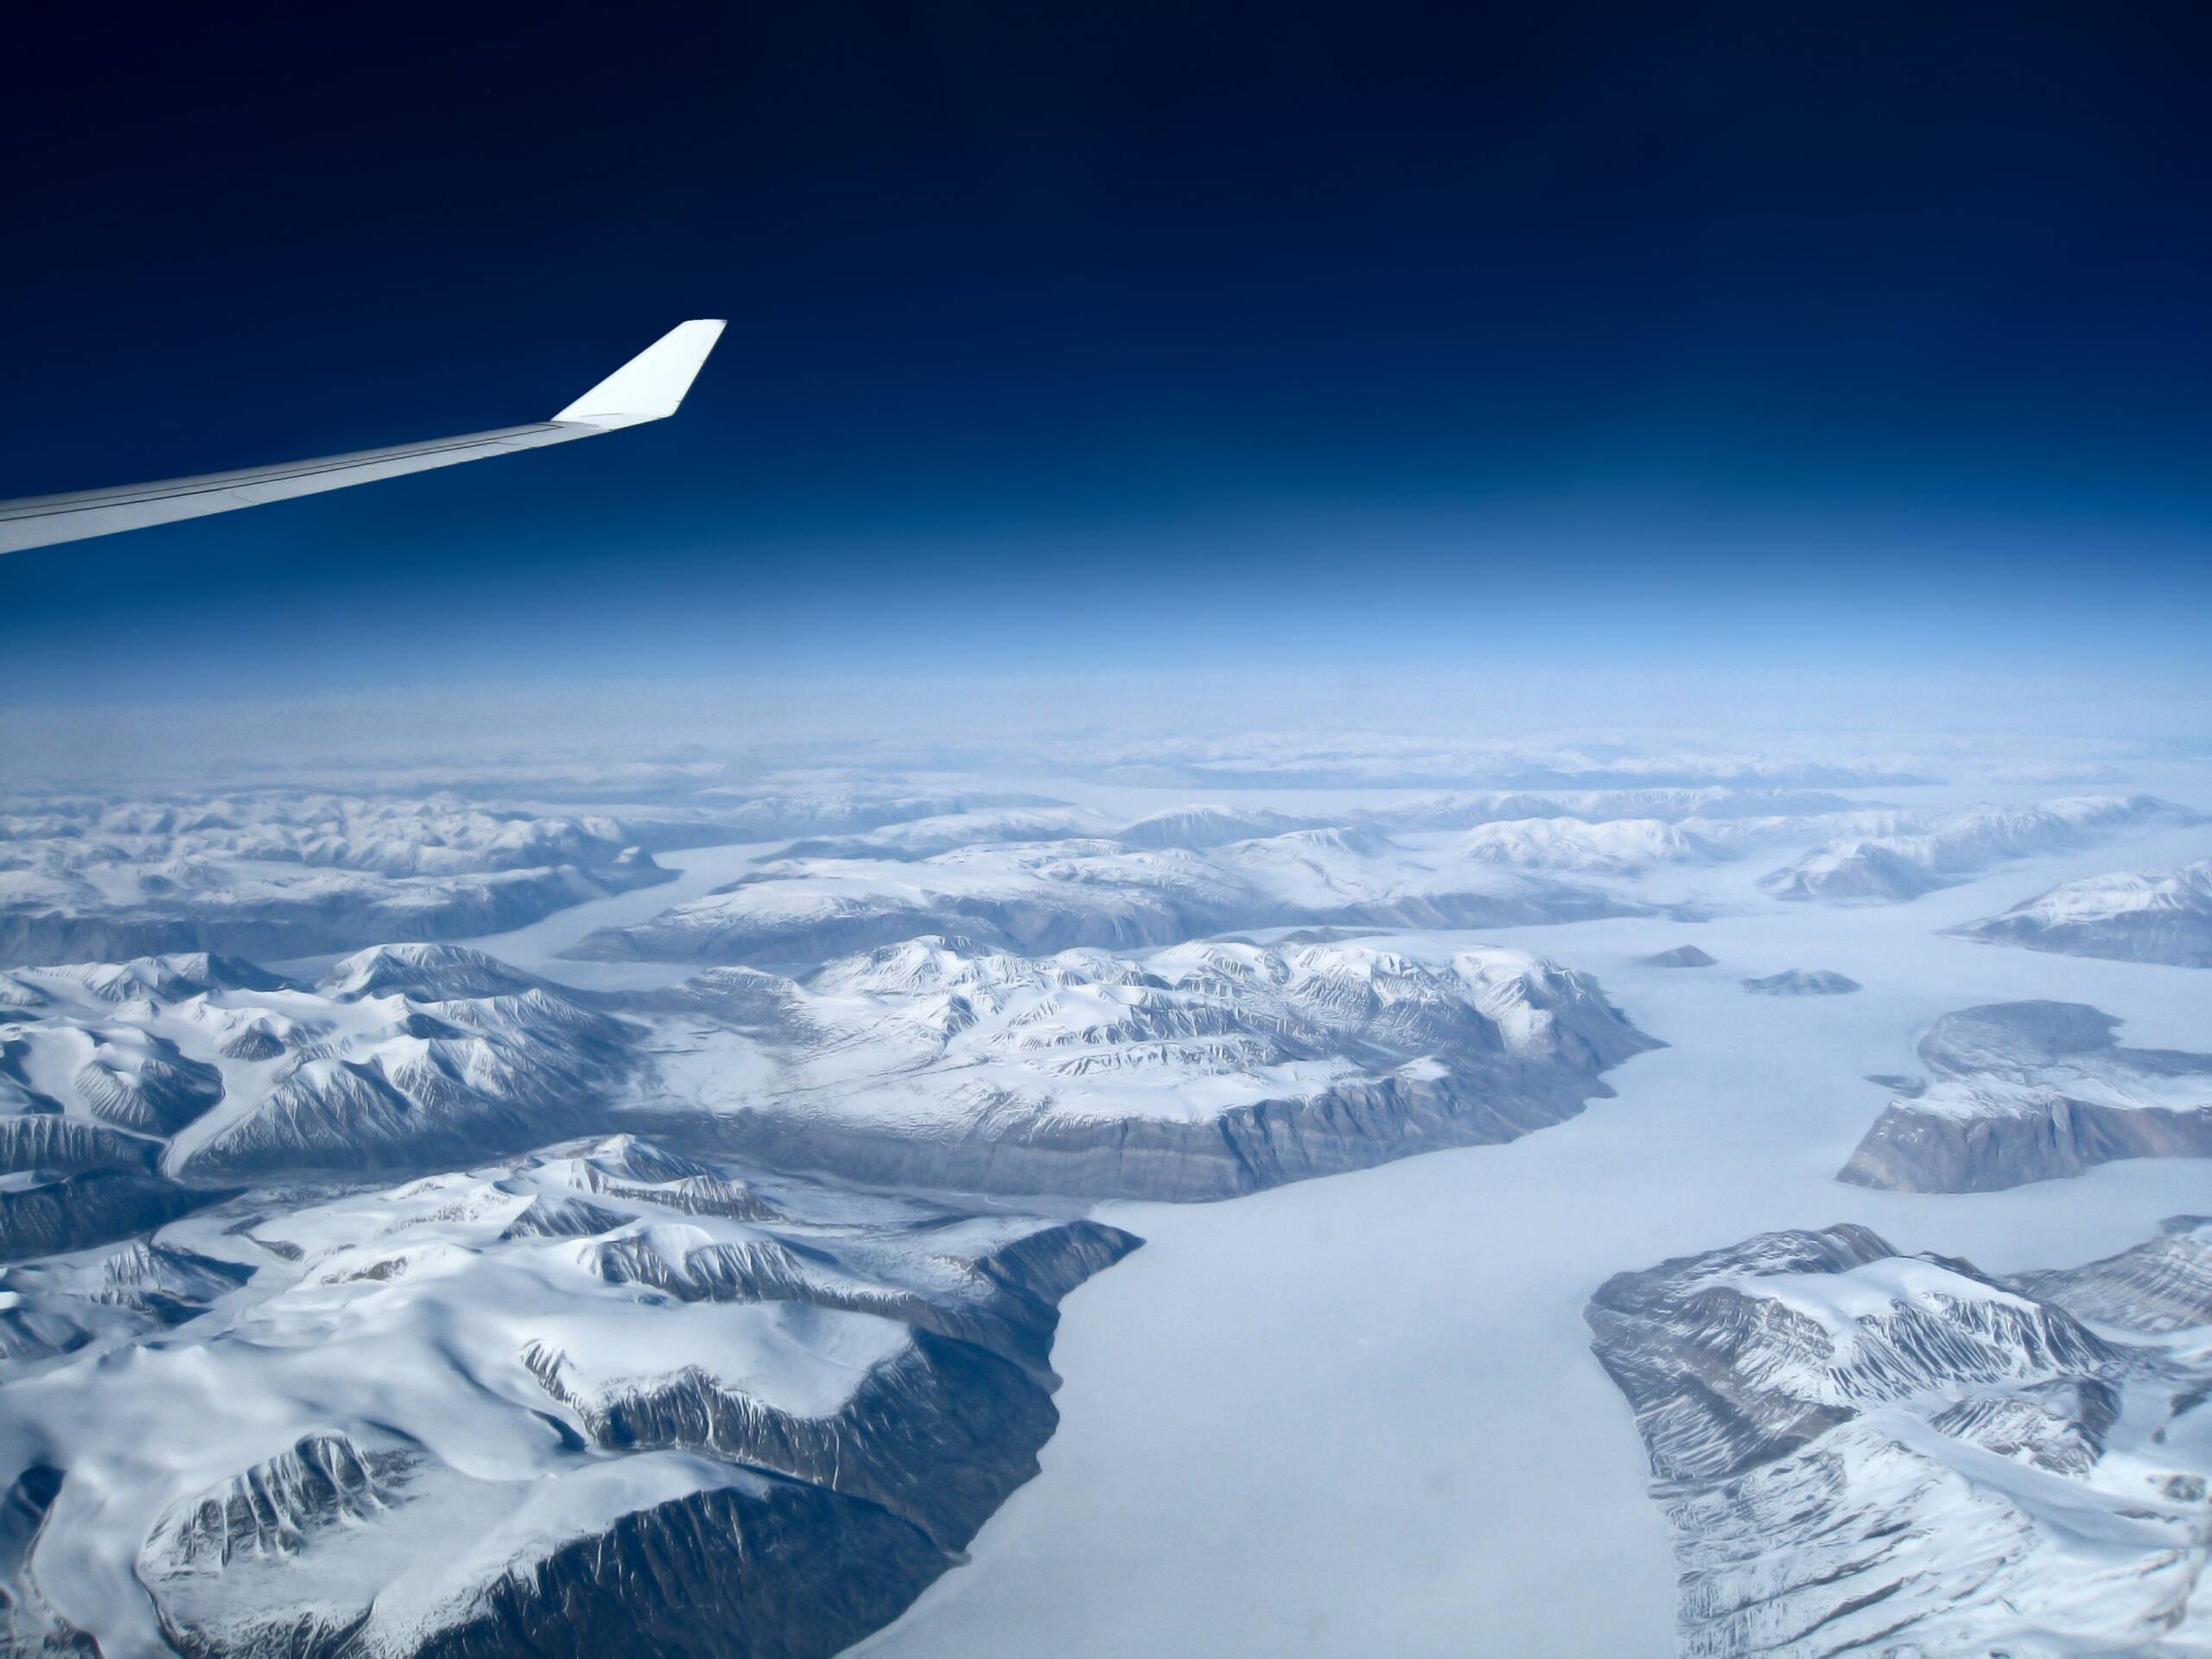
1758;794;2197;903
0;1135;1135;1656
560;784;1913;972
0;778;1681;1657
1;753;2201;1657
0;788;1078;970
1839;1001;2212;1192
1588;1219;2212;1656
626;933;1660;1200
1949;857;2212;967
0;793;677;967
0;946;639;1259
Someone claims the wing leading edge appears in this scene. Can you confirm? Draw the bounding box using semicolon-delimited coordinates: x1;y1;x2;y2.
0;319;726;556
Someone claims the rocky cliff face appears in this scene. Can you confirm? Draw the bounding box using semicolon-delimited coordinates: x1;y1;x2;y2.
1588;1221;2212;1657
0;1167;213;1265
707;1059;1637;1203
1839;1000;2212;1192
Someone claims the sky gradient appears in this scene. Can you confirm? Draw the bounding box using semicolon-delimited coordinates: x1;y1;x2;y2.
3;2;2209;729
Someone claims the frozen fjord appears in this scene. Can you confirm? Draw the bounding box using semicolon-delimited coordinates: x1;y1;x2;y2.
861;795;2212;1659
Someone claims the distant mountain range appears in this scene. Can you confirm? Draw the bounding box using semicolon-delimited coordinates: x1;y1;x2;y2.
1760;795;2199;904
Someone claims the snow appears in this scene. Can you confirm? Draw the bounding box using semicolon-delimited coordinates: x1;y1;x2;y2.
525;1296;912;1419
5;758;2211;1658
1457;816;1730;874
1732;1256;2044;1336
632;931;1637;1133
0;789;682;967
568;822;1657;968
2028;859;2212;922
0;1134;1082;1655
1763;793;2199;903
0;953;637;1181
860;795;2212;1659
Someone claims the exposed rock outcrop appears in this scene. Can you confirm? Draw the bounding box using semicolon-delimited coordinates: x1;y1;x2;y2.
1588;1221;2212;1656
1740;969;1859;996
1840;1001;2212;1192
1637;944;1716;968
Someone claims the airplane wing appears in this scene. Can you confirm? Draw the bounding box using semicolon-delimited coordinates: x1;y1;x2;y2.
0;319;726;556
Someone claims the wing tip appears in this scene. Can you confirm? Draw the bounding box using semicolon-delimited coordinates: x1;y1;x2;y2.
552;319;727;428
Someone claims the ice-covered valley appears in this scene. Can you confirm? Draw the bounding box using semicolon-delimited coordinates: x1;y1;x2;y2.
855;773;2212;1659
0;746;2206;1657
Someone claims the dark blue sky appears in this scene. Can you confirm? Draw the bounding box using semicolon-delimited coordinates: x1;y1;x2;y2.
4;2;2210;713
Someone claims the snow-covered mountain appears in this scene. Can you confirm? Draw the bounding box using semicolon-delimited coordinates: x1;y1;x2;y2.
0;791;678;967
0;1135;1136;1656
567;827;1656;967
1759;794;2198;903
3;930;1662;1224
0;925;1659;1653
0;947;640;1257
5;741;2196;1656
1363;786;1867;830
1455;816;1734;875
563;779;2017;969
2018;1213;2212;1332
1069;731;1932;791
1839;1001;2212;1192
1948;857;2212;967
771;787;1888;867
1587;1220;2212;1657
626;933;1658;1200
683;788;1070;842
1108;803;1321;849
778;805;1122;861
0;784;1094;971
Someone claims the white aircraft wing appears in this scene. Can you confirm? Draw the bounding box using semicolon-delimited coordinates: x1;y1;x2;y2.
0;318;725;556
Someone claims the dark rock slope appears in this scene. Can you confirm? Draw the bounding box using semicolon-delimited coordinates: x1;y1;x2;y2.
1840;1001;2212;1192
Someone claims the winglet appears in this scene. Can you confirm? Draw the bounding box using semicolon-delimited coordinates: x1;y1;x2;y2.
553;319;727;429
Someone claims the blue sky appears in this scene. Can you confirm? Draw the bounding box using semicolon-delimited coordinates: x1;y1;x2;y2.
3;3;2209;732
